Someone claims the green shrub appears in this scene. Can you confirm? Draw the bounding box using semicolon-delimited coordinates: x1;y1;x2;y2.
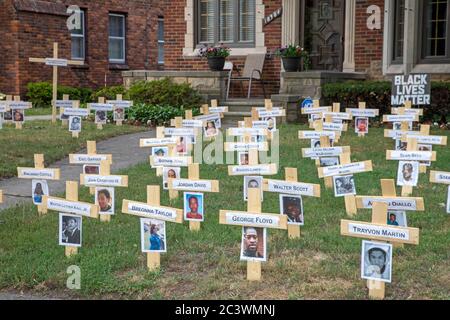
26;82;92;108
127;78;202;109
26;82;53;108
91;85;126;101
128;103;200;126
322;80;450;121
58;85;92;104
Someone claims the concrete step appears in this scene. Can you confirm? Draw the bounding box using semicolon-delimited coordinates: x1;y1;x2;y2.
220;99;265;115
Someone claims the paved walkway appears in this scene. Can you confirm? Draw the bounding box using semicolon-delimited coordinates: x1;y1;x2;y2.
0;129;155;211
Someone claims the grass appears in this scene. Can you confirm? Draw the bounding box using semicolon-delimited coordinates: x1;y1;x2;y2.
0;120;147;179
26;108;52;116
0;124;449;300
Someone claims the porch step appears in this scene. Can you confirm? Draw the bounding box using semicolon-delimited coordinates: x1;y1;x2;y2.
218;99;267;127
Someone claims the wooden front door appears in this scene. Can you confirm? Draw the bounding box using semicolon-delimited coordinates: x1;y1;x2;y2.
301;0;345;71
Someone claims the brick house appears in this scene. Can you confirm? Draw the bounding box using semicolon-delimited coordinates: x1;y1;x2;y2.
2;0;450;104
123;0;450;104
0;0;166;96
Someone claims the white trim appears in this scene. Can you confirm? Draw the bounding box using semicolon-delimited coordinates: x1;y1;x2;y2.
70;10;85;60
383;0;450;75
183;0;266;57
343;0;356;72
108;13;126;63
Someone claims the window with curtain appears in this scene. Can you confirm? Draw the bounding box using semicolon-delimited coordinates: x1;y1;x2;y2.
392;0;405;63
71;9;86;60
422;0;450;61
109;14;126;63
158;17;165;64
197;0;255;47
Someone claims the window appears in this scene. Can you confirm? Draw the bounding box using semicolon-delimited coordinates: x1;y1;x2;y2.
392;0;405;63
109;14;126;63
422;0;450;61
158;17;165;64
71;9;85;60
196;0;255;47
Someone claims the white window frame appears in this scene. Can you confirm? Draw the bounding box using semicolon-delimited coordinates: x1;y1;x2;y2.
109;13;126;64
383;0;450;75
183;0;266;57
71;9;86;60
158;17;165;65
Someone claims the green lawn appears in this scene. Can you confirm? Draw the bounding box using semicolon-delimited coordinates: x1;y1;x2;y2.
0;120;147;179
0;124;449;300
26;108;52;116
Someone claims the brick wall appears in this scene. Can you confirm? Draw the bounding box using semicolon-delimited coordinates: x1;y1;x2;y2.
163;0;282;98
354;0;385;79
0;0;19;95
0;0;166;97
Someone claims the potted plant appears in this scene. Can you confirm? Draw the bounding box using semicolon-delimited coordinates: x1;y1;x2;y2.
199;44;231;71
275;44;311;72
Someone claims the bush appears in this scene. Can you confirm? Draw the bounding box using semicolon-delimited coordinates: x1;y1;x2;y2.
127;78;202;109
322;80;450;121
91;85;126;101
128;103;200;126
26;82;92;108
26;82;53;108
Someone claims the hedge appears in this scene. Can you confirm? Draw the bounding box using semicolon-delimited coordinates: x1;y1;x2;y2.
26;82;92;108
322;80;450;121
127;78;202;109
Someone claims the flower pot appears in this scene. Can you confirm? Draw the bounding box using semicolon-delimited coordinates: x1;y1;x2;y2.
282;57;301;72
207;56;226;71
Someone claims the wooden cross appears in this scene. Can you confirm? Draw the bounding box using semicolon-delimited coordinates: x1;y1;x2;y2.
318;153;373;216
0;190;3;203
383;109;419;132
226;122;269;150
140;127;177;177
69;141;113;194
42;181;99;257
0;95;16;126
57;94;78;127
122;185;184;271
168;163;219;232
8;96;32;129
29;42;84;123
228;145;278;176
430;171;450;214
107;94;133;126
310;114;345;143
238;114;275;141
391;100;424;117
310;113;349;134
301;99;332;123
343;179;421;299
386;137;437;196
255;101;286;121
346;102;380;137
299;120;341;189
208;99;229;116
149;133;193;174
17;154;61;215
80;160;128;223
262;167;320;239
88;97;114;130
322;103;352;126
220;187;288;281
60;96;87;138
401;125;446;174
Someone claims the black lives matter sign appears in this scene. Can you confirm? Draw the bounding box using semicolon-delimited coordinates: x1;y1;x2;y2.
391;74;431;106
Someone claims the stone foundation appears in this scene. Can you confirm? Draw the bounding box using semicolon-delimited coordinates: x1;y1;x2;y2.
273;71;367;123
